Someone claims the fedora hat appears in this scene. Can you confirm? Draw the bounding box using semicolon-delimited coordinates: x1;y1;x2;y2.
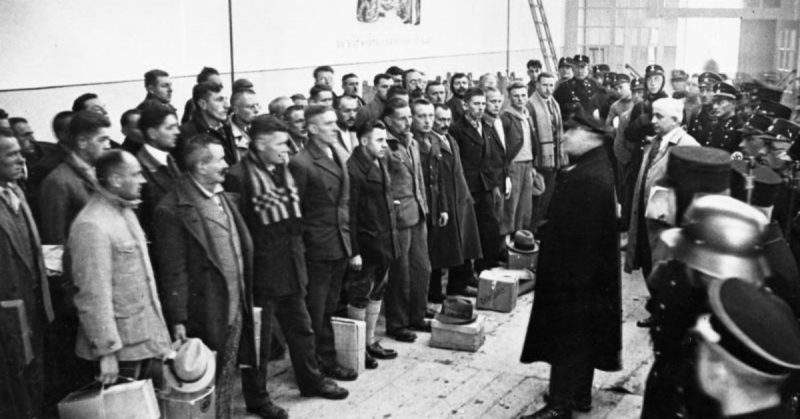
435;297;478;325
505;230;538;254
164;338;216;393
659;195;770;283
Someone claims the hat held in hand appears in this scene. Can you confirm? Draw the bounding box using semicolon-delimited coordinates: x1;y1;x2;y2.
164;338;216;393
436;297;478;325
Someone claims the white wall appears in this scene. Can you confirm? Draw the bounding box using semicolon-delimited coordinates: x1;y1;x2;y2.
0;0;564;143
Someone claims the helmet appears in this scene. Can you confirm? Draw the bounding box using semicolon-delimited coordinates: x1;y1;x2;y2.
660;195;770;283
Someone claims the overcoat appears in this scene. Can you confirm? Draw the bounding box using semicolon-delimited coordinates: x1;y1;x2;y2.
346;145;398;267
418;131;482;268
38;153;97;245
136;146;180;240
520;146;622;371
224;159;308;300
152;175;257;366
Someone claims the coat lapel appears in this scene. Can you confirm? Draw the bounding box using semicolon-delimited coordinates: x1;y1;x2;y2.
137;148;171;193
175;179;226;275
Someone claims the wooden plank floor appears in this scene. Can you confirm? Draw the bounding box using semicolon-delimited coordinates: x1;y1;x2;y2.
232;260;653;418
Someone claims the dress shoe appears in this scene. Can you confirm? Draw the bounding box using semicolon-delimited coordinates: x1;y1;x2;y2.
387;328;417;342
448;286;478;297
519;404;571;419
409;320;432;333
425;307;438;319
321;363;358;381
637;315;655;328
247;401;289;419
367;341;398;359
467;274;480;288
301;378;349;400
365;351;378;369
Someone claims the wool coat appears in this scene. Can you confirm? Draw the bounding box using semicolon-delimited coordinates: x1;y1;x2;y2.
136;146;180;241
418;131;482;268
289;141;352;261
346;146;399;267
224;160;308;299
69;190;172;362
449;115;504;195
521;146;622;372
152;176;257;366
38;153;97;245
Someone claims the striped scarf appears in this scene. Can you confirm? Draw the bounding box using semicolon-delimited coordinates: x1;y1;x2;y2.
244;153;302;225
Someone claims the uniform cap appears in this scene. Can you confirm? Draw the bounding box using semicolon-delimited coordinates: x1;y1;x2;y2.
670;69;688;81
645;64;665;78
558;57;574;69
712;82;740;101
755;100;791;120
702;278;800;377
592;64;610;74
630;78;645;91
572;55;590;66
729;160;782;207
614;73;631;86
698;72;723;87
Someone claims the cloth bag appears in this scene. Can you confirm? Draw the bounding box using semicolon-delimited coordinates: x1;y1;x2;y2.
58;378;160;419
531;170;546;197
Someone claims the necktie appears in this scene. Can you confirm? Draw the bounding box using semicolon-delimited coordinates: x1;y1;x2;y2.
1;187;20;213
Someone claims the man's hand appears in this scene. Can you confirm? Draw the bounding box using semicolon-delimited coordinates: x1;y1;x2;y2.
505;177;512;200
173;324;187;342
349;255;363;271
97;353;119;385
492;186;503;205
438;212;449;227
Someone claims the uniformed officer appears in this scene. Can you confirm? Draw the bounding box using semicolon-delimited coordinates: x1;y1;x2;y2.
554;55;595;120
687;72;723;141
591;72;618;121
571;54;596;115
553;57;578;120
752;119;800;238
591;64;610;91
670;69;689;99
695;278;800;418
703;82;744;153
641;195;772;419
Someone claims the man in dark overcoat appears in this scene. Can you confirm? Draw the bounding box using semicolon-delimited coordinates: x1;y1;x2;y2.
0;130;54;419
520;111;621;419
225;115;348;409
419;102;482;301
153;134;270;418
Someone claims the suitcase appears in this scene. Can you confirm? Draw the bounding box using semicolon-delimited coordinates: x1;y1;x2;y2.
507;248;539;271
430;315;485;352
331;316;366;374
477;270;521;313
157;385;215;419
59;379;160;419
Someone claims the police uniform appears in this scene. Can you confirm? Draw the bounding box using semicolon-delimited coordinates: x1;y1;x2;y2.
702;83;744;153
553;55;595;120
687;72;723;143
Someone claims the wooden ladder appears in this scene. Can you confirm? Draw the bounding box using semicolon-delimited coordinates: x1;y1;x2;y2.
527;0;558;73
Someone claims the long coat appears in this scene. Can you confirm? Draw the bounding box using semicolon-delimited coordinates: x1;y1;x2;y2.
521;146;622;371
347;146;399;266
224;159;308;300
449;115;504;195
418;131;482;268
289;140;352;261
0;185;53;419
136;146;180;241
152;176;257;366
624;128;699;273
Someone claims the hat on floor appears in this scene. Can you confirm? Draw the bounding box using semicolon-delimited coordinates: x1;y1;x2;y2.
436;297;478;325
505;230;538;254
164;338;217;394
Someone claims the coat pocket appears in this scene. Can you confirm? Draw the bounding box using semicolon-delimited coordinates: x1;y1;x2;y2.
115;305;150;346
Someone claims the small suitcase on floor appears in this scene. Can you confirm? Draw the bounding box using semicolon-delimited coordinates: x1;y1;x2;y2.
430;315;485;352
157;385;215;419
332;316;366;374
477;270;521;313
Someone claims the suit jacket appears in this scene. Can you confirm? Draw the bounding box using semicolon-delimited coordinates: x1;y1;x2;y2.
153;176;257;365
625;127;699;272
136;146;180;240
69;190;171;361
446;96;466;122
38;153;97;245
385;131;429;228
225;160;308;299
289;140;352;261
0;183;53;419
347;146;398;266
449;115;504;195
500;109;538;163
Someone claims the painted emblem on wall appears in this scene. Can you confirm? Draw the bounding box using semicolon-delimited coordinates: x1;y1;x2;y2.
357;0;420;25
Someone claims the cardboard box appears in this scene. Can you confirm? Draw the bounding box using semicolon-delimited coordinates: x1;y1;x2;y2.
158;385;215;419
508;249;538;271
477;270;521;313
331;317;366;374
430;315;485;352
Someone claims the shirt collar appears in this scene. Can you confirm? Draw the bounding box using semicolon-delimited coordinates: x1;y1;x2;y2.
189;175;224;198
144;144;170;167
663;126;684;145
